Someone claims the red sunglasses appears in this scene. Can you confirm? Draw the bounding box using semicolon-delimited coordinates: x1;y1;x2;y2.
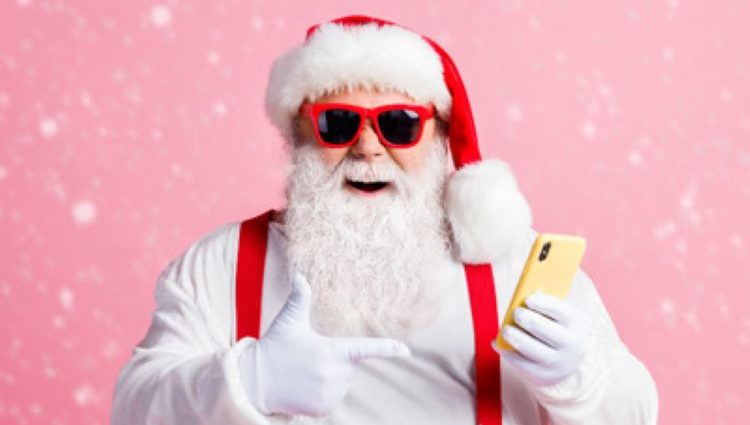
299;103;436;148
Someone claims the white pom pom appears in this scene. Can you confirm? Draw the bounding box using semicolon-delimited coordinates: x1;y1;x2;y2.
446;159;533;264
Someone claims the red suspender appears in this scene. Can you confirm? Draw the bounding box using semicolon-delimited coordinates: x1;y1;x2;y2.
234;209;502;423
465;263;503;425
235;209;274;340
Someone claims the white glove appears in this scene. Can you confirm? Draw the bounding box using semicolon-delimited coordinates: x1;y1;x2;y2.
492;291;594;387
239;272;412;417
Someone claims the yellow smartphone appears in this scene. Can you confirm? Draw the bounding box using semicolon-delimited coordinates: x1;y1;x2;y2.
495;233;587;351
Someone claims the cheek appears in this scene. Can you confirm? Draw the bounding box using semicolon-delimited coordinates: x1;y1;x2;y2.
320;147;348;169
393;121;437;173
393;132;437;173
391;148;425;174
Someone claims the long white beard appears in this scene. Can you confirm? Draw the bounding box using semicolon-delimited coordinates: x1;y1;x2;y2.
283;139;454;338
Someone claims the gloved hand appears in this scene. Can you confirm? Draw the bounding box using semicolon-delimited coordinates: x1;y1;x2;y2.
239;272;412;417
492;291;594;387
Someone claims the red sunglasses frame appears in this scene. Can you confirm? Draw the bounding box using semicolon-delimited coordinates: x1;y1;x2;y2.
299;102;436;148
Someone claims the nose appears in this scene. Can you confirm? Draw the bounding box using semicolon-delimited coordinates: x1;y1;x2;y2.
350;118;386;161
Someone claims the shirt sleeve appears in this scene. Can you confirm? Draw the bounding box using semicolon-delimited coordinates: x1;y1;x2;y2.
110;223;291;425
527;267;660;425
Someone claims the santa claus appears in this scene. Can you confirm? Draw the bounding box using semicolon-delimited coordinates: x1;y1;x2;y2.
112;15;659;425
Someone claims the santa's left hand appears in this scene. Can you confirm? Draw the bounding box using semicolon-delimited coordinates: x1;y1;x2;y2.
492;291;594;388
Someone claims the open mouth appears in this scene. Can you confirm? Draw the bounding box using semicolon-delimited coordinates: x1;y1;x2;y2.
345;179;391;194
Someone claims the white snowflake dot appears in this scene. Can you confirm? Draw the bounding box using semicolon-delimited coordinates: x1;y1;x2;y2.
628;150;643;166
44;366;57;379
527;15;540;30
101;339;121;359
39;118;58;138
720;88;732;103
52;315;66;329
251;16;265;31
59;287;74;310
660;299;674;314
72;200;97;225
29;402;42;416
150;4;172;28
80;91;92;108
207;51;220;66
662;47;675;62
598;84;611;98
718;299;731;319
505;104;523;122
213;101;227;117
729;234;743;249
654;220;676;240
73;384;97;407
680;186;697;209
582;121;597;139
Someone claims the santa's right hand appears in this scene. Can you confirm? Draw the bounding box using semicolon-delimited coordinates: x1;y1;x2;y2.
238;272;412;417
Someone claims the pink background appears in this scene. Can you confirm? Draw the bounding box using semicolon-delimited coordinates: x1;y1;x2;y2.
1;1;748;424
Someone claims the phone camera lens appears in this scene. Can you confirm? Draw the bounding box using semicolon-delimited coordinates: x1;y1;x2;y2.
539;242;551;261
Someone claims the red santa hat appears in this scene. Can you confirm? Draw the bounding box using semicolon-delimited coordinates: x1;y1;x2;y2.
265;15;533;264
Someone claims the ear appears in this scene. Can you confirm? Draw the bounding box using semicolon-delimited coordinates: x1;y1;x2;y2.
445;158;533;264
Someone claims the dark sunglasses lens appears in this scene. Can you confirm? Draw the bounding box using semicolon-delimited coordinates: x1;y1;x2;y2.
317;109;361;144
378;109;422;145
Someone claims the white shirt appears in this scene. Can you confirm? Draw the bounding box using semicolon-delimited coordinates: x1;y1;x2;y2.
111;218;659;425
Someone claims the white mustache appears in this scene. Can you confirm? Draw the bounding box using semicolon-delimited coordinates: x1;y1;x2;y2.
336;158;400;184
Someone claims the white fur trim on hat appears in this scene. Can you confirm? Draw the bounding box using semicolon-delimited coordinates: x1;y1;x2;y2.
446;158;533;264
265;22;452;140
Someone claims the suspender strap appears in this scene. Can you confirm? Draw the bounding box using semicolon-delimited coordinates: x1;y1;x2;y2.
235;209;274;340
465;263;503;425
234;209;502;423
